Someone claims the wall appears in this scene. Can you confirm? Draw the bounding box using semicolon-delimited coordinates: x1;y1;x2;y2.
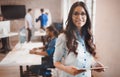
95;0;120;77
0;0;62;23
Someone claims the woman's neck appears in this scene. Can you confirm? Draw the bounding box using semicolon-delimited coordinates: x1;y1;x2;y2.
75;27;82;35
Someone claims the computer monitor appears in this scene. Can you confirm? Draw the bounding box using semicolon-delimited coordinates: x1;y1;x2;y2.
0;21;10;34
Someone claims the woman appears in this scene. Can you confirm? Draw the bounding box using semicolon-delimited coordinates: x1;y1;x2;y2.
28;25;59;76
54;1;104;77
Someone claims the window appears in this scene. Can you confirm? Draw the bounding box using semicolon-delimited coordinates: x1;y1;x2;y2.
79;0;96;35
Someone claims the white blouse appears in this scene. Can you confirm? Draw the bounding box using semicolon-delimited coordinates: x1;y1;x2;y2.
54;33;94;77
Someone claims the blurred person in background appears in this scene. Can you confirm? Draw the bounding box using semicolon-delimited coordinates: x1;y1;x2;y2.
23;25;59;77
36;8;48;30
25;8;34;42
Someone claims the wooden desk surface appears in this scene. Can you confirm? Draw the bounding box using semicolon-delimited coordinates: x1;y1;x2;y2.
0;42;43;66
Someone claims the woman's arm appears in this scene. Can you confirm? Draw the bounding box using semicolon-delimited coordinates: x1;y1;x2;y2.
29;49;48;56
54;62;86;76
32;46;45;50
36;16;40;22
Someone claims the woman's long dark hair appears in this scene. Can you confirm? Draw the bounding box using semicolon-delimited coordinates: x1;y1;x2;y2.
46;24;59;37
65;1;96;57
46;24;59;42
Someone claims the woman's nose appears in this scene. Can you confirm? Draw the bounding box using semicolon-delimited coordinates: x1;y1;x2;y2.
76;14;83;20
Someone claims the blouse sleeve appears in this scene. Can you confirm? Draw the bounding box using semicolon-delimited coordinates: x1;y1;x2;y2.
53;33;66;63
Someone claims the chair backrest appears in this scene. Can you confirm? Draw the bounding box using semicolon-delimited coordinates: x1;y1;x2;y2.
53;22;63;33
42;51;55;68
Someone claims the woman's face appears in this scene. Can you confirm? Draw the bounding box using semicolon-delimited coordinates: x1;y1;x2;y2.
72;6;87;29
46;29;52;37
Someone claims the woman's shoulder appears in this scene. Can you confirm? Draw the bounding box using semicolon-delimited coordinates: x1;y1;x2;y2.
57;33;66;42
58;33;66;39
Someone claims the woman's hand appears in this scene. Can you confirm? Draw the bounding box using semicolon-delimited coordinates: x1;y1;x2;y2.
29;50;36;54
29;48;39;54
64;66;86;76
92;62;105;72
32;48;39;50
54;62;86;76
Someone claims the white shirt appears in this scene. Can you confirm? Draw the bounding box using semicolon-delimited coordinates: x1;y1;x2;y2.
25;13;33;29
54;33;94;77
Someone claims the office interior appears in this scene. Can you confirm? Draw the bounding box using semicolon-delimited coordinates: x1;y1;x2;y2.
0;0;120;77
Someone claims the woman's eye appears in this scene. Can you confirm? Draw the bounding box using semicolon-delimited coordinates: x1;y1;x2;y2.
81;12;86;16
73;12;79;15
73;12;86;16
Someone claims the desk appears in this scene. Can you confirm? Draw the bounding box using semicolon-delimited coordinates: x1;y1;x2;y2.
34;30;46;37
0;32;18;38
34;30;46;45
0;32;18;53
0;42;43;77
